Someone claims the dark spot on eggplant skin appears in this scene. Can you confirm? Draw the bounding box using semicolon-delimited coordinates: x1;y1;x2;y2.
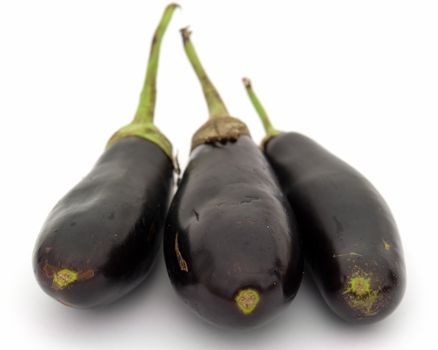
240;195;260;205
332;216;344;234
389;270;399;284
193;209;200;221
151;34;158;46
108;212;115;220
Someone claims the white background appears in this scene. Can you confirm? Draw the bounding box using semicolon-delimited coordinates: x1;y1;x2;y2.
0;1;437;349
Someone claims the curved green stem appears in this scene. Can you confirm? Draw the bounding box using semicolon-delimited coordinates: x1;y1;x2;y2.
180;27;230;119
242;78;281;139
134;3;179;124
107;3;178;159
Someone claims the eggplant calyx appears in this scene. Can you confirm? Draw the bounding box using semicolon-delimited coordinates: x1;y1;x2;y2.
191;116;250;150
107;123;172;160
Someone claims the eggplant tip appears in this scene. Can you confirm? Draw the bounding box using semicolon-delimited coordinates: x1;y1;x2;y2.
235;288;260;315
52;268;78;290
342;269;380;317
242;77;252;88
169;3;181;10
180;26;191;41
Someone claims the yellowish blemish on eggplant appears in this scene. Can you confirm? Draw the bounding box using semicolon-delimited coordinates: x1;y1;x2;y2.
52;269;78;290
43;260;95;290
383;240;391;251
175;232;188;272
235;288;260;315
343;268;381;316
345;276;370;296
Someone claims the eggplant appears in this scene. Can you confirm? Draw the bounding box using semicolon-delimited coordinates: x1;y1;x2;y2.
242;78;406;323
32;4;178;308
163;29;303;328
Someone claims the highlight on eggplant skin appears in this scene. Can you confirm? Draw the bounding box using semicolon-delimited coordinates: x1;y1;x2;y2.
243;78;406;323
163;29;303;328
32;3;178;308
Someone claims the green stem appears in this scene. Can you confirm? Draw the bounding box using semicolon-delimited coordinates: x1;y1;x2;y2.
180;27;230;119
107;4;178;159
242;78;280;139
133;3;179;124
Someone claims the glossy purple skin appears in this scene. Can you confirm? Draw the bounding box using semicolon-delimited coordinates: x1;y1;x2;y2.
33;137;174;308
264;132;405;323
164;136;303;328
